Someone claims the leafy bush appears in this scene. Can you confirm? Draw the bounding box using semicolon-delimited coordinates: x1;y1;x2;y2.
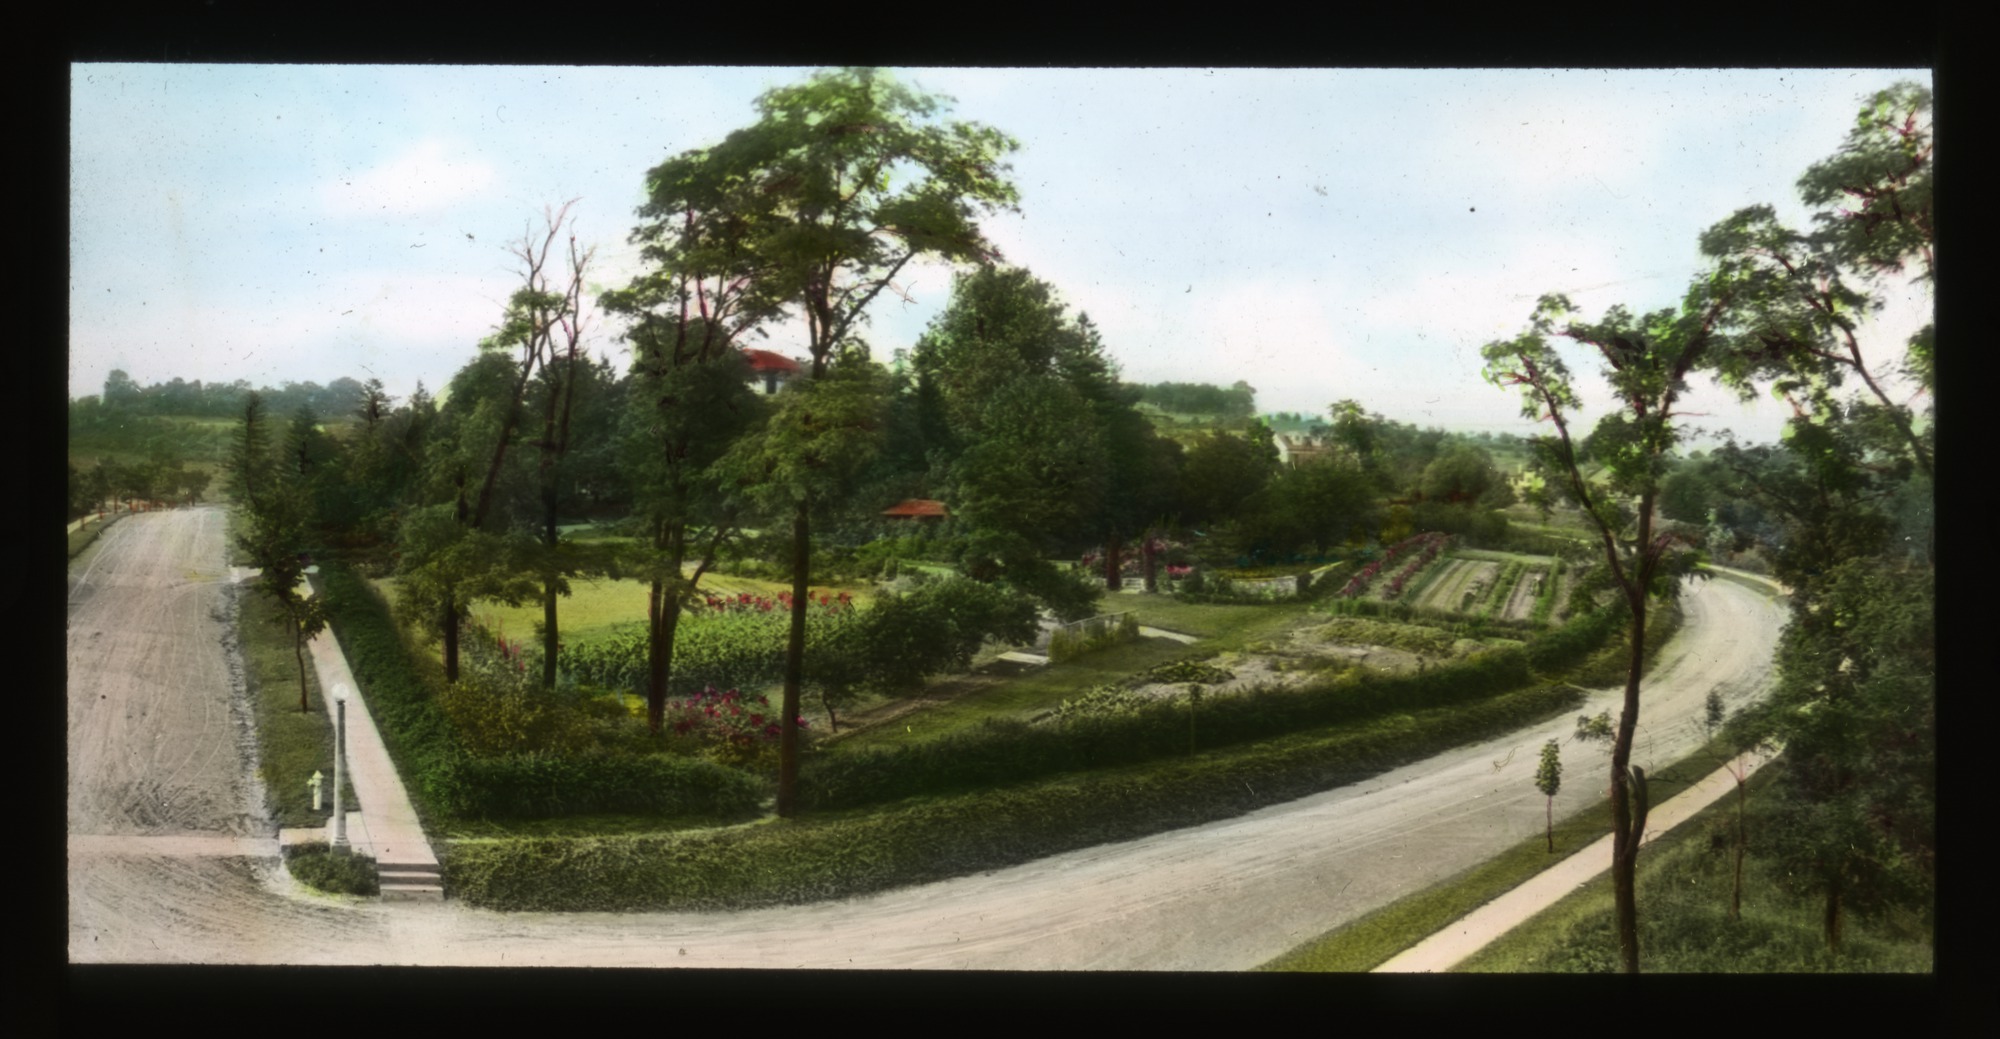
1047;611;1141;662
1133;658;1237;686
284;841;379;896
438;643;597;757
1052;683;1154;721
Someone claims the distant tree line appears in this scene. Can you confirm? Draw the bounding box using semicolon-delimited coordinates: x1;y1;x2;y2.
1135;380;1256;418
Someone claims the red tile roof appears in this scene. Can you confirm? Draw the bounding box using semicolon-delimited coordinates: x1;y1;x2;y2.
881;498;948;518
742;348;802;374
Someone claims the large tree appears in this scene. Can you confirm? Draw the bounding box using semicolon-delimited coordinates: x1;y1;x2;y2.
1482;287;1728;973
639;67;1019;817
1697;84;1935;953
399;204;590;683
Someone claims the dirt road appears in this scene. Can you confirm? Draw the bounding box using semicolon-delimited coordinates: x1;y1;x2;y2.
68;511;1786;968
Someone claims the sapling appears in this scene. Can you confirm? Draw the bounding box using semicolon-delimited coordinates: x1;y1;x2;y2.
1535;739;1563;852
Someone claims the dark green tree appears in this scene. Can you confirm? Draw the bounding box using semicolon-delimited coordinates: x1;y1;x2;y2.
224;391;275;505
636;68;1020;816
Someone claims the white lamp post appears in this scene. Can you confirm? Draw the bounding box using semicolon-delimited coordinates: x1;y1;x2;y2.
331;683;350;855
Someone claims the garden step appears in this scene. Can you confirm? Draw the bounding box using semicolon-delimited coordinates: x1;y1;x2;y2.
378;868;441;884
380;882;445;902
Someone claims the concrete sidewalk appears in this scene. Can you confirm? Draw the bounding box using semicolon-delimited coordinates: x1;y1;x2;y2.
1375;750;1773;972
294;574;445;900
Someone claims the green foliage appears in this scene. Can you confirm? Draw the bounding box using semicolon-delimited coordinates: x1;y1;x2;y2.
1132;659;1236;686
1135;381;1257;419
426;749;766;821
1311;617;1459;657
1534;739;1562;799
796;646;1534;811
1046;611;1140;663
284;842;379;897
437;649;598;757
1052;683;1153;722
445;681;1584;912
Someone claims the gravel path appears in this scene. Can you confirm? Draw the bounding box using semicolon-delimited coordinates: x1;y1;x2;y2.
68;510;1786;968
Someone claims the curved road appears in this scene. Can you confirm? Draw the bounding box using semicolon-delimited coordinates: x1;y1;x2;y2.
68;509;1786;968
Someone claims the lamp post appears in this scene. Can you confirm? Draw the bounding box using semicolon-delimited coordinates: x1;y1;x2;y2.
331;683;350;855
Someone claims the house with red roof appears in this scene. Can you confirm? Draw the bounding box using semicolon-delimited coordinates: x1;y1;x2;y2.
742;348;803;395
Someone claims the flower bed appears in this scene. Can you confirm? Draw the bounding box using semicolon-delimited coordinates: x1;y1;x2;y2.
1339;532;1449;600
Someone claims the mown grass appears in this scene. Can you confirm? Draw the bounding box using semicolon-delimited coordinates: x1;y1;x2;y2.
1453;758;1931;972
443;680;1586;912
236;544;357;828
1107;591;1316;645
1259;728;1750;973
66;511;122;560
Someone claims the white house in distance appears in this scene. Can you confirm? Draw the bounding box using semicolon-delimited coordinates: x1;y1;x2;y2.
1274;432;1334;469
743;348;804;395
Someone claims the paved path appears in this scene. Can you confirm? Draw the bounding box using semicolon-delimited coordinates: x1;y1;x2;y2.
1375;750;1774;972
297;574;439;874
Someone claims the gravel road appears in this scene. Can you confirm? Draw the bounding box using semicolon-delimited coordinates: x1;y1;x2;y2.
68;510;1785;968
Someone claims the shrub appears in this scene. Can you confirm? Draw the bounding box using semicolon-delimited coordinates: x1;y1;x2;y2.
1047;611;1141;663
284;841;379;896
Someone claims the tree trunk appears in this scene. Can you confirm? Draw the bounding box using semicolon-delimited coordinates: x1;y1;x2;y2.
1546;795;1555;853
1824;877;1844;956
777;501;810;818
294;624;311;713
646;577;685;736
1609;591;1647;974
542;487;560;690
1142;532;1158;594
1732;779;1746;922
1103;534;1123;592
821;689;839;734
441;593;460;684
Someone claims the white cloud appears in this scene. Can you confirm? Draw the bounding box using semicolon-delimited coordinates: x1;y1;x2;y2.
320;139;498;218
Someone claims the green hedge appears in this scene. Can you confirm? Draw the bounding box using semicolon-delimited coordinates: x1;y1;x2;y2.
445;681;1586;912
796;646;1533;810
427;750;765;820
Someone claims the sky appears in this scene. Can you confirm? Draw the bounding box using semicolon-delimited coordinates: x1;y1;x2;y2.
69;65;1932;446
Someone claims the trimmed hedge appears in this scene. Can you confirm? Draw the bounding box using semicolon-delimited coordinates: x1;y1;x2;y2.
445;681;1586;912
427;750;765;820
797;646;1533;810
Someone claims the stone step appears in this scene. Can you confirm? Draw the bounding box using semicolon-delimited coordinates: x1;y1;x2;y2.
380;882;445;902
378;868;441;884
